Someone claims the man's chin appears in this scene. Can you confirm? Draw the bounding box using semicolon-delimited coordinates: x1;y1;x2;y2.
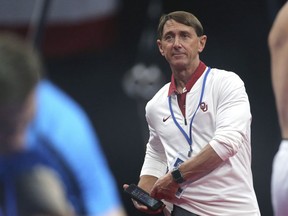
171;61;187;69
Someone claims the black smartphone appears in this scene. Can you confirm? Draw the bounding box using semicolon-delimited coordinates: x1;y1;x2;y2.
124;184;164;211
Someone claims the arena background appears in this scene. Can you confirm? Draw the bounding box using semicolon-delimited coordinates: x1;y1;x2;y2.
1;0;286;215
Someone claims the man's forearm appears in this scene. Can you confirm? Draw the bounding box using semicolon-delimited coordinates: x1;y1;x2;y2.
179;144;223;183
138;175;159;193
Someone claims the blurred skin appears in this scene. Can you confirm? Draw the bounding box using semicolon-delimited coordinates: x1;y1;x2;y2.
123;19;223;214
269;2;288;139
268;2;288;216
0;90;36;155
16;165;76;216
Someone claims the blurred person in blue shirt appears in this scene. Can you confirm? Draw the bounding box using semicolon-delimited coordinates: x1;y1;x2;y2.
0;32;126;216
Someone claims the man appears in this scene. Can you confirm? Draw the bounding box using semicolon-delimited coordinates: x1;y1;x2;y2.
268;2;288;216
124;11;260;216
0;32;127;216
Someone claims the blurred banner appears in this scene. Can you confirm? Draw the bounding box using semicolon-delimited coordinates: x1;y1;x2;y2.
0;0;120;57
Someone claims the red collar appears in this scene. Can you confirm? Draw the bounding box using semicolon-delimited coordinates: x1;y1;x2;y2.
168;61;207;96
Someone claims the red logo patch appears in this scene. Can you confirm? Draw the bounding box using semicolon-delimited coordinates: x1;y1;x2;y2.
200;102;208;112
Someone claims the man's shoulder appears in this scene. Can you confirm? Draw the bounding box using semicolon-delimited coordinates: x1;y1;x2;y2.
209;67;243;83
209;67;236;75
146;83;170;108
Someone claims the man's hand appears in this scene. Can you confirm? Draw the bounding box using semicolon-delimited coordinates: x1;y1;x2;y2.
150;173;179;202
123;184;165;214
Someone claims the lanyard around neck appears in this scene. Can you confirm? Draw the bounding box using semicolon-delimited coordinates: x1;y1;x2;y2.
168;67;211;157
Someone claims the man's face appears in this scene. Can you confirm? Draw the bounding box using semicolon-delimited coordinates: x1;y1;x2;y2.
157;19;207;70
0;91;36;155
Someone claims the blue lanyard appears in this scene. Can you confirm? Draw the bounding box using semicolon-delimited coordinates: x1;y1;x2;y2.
168;67;211;157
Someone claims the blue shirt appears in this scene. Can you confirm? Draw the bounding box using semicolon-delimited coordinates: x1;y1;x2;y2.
0;79;122;215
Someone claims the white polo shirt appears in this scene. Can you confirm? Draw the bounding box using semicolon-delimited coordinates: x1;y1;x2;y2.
140;65;260;216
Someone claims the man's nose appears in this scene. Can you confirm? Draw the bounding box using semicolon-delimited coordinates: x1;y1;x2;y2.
173;37;182;48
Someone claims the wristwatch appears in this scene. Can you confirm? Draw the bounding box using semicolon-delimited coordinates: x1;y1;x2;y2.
171;167;185;184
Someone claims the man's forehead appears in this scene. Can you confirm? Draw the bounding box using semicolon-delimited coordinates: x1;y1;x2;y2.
163;20;195;34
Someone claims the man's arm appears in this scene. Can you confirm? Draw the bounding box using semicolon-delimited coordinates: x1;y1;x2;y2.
150;144;223;201
178;144;223;182
269;2;288;138
138;175;159;192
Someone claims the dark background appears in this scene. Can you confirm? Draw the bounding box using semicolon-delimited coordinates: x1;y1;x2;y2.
41;0;286;215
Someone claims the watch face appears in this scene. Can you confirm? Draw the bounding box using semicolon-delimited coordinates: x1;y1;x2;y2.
172;168;184;183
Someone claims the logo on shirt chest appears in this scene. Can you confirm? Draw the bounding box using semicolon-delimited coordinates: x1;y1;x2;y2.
162;102;208;123
200;102;208;112
162;115;171;122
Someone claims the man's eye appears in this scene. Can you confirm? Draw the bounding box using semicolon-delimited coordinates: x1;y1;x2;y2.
182;33;190;38
164;35;173;41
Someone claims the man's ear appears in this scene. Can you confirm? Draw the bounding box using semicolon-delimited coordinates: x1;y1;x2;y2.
157;39;165;56
198;35;207;53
